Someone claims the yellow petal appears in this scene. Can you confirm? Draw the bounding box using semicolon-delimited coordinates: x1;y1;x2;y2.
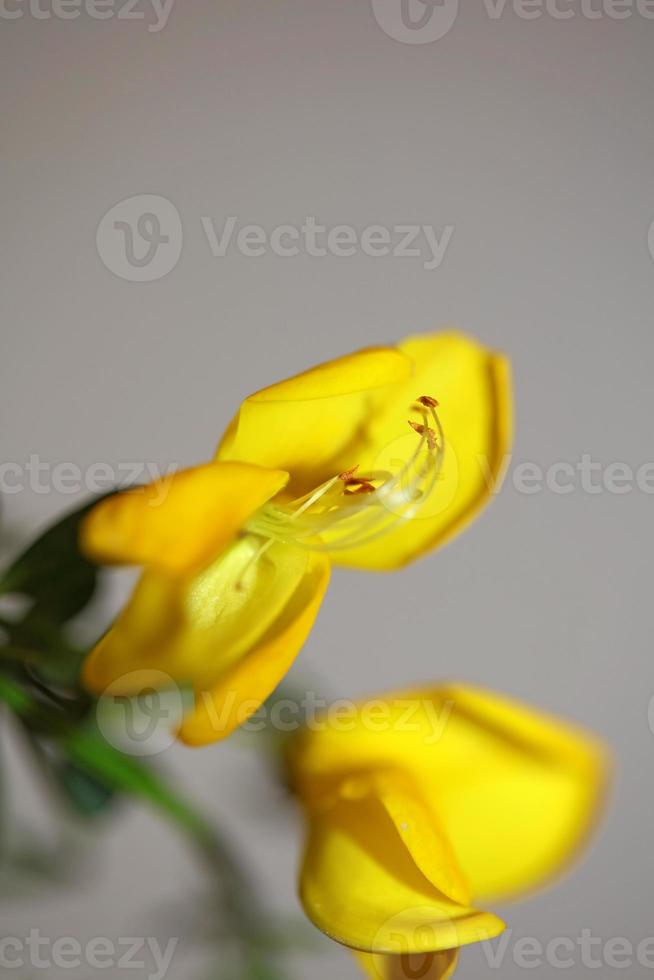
330;331;512;570
364;770;471;907
288;684;609;905
82;541;330;744
178;550;330;745
216;347;413;495
298;784;505;954
80;461;289;575
354;947;459;980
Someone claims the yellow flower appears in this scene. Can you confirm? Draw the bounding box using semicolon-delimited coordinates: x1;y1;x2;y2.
285;684;609;980
81;332;511;745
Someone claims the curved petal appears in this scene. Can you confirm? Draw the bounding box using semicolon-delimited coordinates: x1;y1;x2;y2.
298;785;504;954
288;684;609;905
82;541;330;744
80;461;289;575
215;347;413;495
426;684;610;903
354;948;459;980
371;771;470;907
329;332;512;570
178;550;330;745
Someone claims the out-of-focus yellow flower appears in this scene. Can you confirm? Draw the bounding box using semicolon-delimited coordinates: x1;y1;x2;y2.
80;332;511;745
286;684;609;980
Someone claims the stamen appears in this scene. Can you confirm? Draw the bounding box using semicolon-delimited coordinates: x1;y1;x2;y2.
343;480;376;495
408;420;438;451
243;395;445;560
235;536;274;590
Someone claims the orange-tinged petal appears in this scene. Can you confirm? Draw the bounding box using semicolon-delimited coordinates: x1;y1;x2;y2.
80;461;289;575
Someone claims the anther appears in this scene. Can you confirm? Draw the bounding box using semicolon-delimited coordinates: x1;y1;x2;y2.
343;481;375;495
243;393;445;556
408;420;438;451
339;464;376;495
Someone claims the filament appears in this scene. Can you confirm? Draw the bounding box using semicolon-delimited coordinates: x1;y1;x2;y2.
243;397;445;558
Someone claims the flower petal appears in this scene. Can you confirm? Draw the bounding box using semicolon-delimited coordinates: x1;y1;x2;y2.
370;771;471;907
80;461;289;575
354;948;459;980
298;785;504;954
82;541;330;744
330;332;512;570
178;550;330;745
288;684;609;905
216;347;413;495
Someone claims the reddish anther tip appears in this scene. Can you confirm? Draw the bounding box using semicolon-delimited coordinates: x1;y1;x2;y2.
408;420;438;451
344;482;376;495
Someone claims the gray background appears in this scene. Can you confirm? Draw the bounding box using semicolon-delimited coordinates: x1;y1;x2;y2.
2;0;654;976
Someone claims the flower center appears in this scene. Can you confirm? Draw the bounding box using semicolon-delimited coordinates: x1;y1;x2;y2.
244;396;444;556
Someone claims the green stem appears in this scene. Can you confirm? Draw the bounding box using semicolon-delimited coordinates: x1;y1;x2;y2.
0;674;286;978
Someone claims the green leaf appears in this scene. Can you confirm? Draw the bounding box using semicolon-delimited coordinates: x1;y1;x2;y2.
54;760;116;818
62;726;208;834
0;492;115;625
0;677;292;978
0;676;203;832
